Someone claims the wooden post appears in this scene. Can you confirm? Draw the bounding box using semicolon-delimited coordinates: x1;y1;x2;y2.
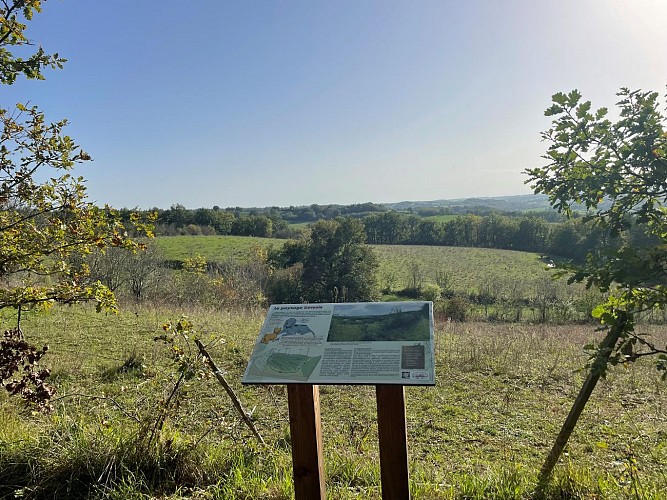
538;315;626;485
287;384;326;500
195;340;265;444
376;385;410;500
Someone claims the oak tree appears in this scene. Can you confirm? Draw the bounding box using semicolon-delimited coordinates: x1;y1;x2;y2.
525;88;667;481
268;218;379;303
1;0;152;407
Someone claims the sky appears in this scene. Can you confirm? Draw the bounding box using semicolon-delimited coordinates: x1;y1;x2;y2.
4;0;667;209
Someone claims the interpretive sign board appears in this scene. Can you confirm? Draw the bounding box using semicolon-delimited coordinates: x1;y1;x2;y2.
242;301;435;385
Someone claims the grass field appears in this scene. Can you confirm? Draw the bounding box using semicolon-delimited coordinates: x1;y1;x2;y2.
372;244;557;293
152;235;285;262
1;304;666;498
422;214;460;223
153;235;556;296
152;236;585;321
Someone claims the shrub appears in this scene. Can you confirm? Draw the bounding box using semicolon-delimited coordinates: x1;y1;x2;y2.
444;296;470;322
420;283;442;302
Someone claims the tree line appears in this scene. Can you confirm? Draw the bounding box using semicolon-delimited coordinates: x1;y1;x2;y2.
361;212;611;260
124;203;657;264
126;202;386;238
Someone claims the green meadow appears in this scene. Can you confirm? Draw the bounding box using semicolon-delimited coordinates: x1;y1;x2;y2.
372;244;555;294
152;235;555;295
153;235;284;262
422;214;460;223
1;305;665;498
2;236;665;498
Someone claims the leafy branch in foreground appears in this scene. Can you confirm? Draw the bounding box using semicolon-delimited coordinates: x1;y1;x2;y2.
0;0;155;409
0;102;154;318
153;318;264;446
0;0;66;84
0;328;54;410
525;87;667;482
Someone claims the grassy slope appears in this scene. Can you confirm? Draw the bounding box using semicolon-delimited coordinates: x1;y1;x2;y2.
422;214;460;223
1;305;666;498
152;235;285;262
373;244;556;293
153;235;556;294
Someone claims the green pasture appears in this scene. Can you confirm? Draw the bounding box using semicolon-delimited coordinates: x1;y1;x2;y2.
152;236;554;296
373;244;555;293
421;214;459;223
152;235;284;262
1;305;666;498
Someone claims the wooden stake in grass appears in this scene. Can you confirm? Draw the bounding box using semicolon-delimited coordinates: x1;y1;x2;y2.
195;339;265;445
537;315;626;486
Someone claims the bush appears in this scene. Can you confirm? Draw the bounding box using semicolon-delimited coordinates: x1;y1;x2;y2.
420;283;442;302
444;296;470;322
265;264;304;304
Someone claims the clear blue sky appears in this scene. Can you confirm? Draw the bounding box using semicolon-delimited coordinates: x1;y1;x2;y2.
5;0;667;209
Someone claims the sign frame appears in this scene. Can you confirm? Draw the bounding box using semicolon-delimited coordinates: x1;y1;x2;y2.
242;301;435;386
242;301;436;499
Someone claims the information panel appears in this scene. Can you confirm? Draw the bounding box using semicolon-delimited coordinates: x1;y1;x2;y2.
242;301;435;385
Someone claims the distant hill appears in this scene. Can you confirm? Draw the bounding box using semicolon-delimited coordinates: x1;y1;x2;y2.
383;194;552;213
142;194;563;239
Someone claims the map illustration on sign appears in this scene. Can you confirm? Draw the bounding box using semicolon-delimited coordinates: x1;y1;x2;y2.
242;302;435;385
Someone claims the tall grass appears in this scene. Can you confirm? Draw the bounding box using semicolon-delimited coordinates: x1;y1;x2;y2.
1;305;665;498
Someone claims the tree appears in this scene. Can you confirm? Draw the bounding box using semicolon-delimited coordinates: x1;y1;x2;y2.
525;88;667;483
1;0;152;406
516;217;549;253
268;218;379;303
163;203;192;228
83;242;164;301
0;0;65;84
415;218;444;246
231;215;273;237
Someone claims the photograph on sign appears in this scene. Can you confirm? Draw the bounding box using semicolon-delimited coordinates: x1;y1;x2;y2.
242;302;435;385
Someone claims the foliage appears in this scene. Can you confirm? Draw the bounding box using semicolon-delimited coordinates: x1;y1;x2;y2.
526;88;667;483
0;0;65;84
442;296;470;322
525;88;667;376
0;104;152;313
419;282;442;302
268;218;379;303
265;262;304;304
148;317;210;447
0;327;53;410
0;1;154;316
156;253;266;310
167;255;226;307
0;0;153;408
